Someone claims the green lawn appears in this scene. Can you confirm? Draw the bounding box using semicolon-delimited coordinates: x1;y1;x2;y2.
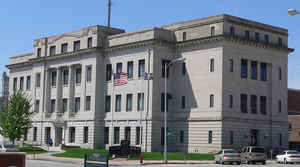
53;148;214;160
19;146;47;154
128;152;214;160
53;148;109;159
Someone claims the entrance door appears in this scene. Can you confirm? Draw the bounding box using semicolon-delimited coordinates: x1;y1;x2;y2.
55;127;63;146
250;129;259;146
45;127;51;141
125;127;131;141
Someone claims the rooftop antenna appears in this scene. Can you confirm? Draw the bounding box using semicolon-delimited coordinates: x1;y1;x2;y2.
108;0;111;27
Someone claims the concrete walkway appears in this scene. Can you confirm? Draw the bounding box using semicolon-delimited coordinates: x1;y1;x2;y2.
26;153;277;166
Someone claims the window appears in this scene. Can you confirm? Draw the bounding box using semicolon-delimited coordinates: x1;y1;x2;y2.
115;63;122;79
208;131;213;144
105;96;111;112
20;77;24;90
210;94;214;108
210;58;214;72
181;96;186;109
126;94;133;111
183;32;187;41
45;127;51;140
35;100;40;112
230;131;234;145
63;69;69;85
136;127;141;145
241;94;248;113
51;71;57;87
161;127;168;146
180;131;184;143
161;93;170;112
138;59;145;77
255;32;260;42
104;127;109;144
125;127;131;141
260;63;267;81
278;100;282;113
211;26;215;36
114;127;120;144
33;127;37;141
138;93;144;111
75;97;80;112
86;96;91;111
83;127;88;143
251;95;257;114
127;61;133;79
278;38;282;47
24;131;28;141
245;30;250;40
76;67;82;84
63;98;68;113
26;76;31;90
230;26;235;36
69;127;76;143
182;62;186;75
251;61;257;80
50;46;56;56
279;134;282;146
260;96;267;115
86;66;92;82
37;48;41;58
50;99;56;113
278;67;282;80
241;59;248;78
115;95;121;112
229;95;233;108
61;43;68;54
74;40;80;51
13;78;17;91
264;34;269;44
162;60;170;78
106;64;112;81
87;37;93;48
230;59;234;72
36;73;41;88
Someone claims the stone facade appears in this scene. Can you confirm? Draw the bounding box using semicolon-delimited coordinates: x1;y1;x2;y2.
6;14;293;153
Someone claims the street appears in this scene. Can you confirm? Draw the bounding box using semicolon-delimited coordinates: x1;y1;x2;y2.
26;160;300;167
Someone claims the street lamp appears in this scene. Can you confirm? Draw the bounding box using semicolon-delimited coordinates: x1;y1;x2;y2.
288;9;300;16
164;57;185;164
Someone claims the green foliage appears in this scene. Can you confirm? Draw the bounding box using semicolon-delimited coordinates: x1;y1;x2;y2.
0;90;33;144
54;148;109;158
54;148;214;161
19;146;47;154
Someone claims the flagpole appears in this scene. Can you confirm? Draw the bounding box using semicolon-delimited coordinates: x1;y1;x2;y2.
110;70;115;146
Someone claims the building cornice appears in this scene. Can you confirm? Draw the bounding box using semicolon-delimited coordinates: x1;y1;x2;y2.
7;34;294;69
6;47;101;69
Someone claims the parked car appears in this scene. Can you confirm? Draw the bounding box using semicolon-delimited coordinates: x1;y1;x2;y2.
0;144;19;152
276;150;300;164
214;149;241;165
240;146;266;164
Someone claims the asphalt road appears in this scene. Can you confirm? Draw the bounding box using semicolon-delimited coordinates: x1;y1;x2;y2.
26;160;300;167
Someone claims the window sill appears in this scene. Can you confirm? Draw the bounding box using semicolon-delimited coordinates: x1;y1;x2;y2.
51;86;57;88
86;81;92;83
75;83;81;86
63;84;69;87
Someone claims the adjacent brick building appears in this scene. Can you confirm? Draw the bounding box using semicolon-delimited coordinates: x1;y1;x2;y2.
288;89;300;149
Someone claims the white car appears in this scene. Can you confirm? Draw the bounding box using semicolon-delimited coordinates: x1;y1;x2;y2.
0;144;19;152
214;149;241;165
276;150;300;164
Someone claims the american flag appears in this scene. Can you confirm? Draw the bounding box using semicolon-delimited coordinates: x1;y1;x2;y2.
114;72;128;86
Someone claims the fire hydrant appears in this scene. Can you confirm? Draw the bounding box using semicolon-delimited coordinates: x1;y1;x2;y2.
139;153;143;164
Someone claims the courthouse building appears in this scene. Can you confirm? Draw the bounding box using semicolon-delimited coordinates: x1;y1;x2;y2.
7;14;293;153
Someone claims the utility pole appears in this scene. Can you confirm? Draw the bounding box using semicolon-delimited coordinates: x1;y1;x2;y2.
108;0;111;27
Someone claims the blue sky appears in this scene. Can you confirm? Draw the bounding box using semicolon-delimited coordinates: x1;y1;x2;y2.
0;0;299;89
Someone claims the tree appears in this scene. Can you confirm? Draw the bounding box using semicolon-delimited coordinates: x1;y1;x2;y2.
0;90;33;144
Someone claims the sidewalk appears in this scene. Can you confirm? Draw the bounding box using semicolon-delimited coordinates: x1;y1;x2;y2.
26;153;277;166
